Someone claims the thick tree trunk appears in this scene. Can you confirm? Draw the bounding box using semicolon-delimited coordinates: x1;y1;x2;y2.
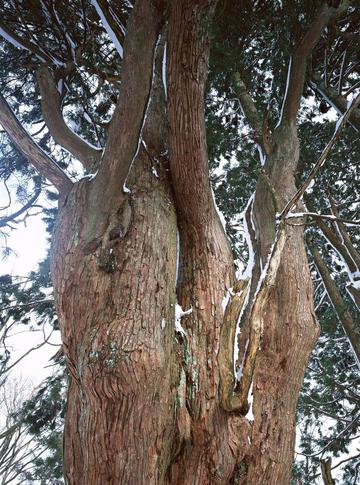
49;3;319;484
52;151;179;484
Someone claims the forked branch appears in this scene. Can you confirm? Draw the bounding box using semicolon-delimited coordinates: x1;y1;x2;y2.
91;0;162;210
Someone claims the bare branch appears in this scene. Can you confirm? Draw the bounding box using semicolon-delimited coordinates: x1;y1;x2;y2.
286;211;360;226
0;186;41;228
280;93;360;218
36;66;102;171
0;94;73;195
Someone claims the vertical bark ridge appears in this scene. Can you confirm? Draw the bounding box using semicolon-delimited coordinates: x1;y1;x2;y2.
52;150;179;484
167;1;251;482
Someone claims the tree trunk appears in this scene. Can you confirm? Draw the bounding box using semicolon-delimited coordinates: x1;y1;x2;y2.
46;2;319;484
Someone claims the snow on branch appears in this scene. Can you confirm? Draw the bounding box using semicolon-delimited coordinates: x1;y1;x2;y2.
91;0;125;59
310;243;360;371
280;93;360;218
0;94;73;195
0;20;63;66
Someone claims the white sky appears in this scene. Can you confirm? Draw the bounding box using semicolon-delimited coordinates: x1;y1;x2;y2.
0;192;61;389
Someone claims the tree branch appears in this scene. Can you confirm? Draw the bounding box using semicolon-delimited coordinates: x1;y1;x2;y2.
219;222;287;413
320;458;335;485
167;0;220;233
0;20;62;65
0;94;73;194
91;0;127;59
36;66;102;171
0;186;41;228
310;75;360;132
218;279;250;412
233;73;263;144
89;0;162;223
310;243;360;368
280;4;340;127
280;93;360;217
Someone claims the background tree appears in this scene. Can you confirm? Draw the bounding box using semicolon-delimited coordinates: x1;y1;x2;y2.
0;0;359;484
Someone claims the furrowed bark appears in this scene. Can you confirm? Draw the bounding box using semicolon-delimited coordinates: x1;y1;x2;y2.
232;39;320;482
0;94;72;195
36;66;102;171
90;0;163;230
218;279;250;412
50;8;189;480
310;243;360;366
167;1;252;482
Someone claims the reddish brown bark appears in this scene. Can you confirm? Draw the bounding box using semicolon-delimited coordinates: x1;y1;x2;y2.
4;1;328;483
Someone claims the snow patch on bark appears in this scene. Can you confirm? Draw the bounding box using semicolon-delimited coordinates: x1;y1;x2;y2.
175;304;192;337
245;380;254;421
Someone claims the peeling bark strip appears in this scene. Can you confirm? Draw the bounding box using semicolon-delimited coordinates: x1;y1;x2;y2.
218;279;250;412
0;94;72;194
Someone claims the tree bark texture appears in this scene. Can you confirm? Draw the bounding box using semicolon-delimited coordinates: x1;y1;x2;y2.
39;1;321;483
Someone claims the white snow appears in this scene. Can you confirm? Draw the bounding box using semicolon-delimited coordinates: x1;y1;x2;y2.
122;183;131;193
239;194;256;279
256;143;266;166
211;187;227;232
162;41;167;99
175;230;180;286
84;112;92;123
91;0;124;58
276;56;292;128
161;318;166;330
175;304;192;337
245;380;254;421
221;288;233;314
233;283;251;376
152;166;159;178
236;338;249;381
